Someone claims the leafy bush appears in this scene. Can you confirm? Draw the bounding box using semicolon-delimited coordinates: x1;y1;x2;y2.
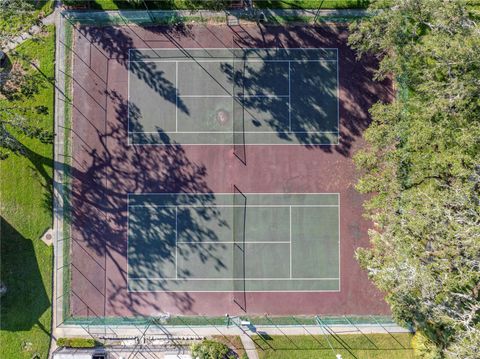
56;337;99;348
191;340;230;359
411;332;442;359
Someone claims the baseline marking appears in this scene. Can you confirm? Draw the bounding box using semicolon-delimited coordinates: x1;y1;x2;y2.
289;205;292;278
175;61;178;132
127;48;130;145
288;60;292;132
131;131;339;134
177;241;291;244
336;49;340;144
129;59;338;64
130;277;339;281
129;142;339;146
179;94;290;98
338;192;341;291
128;289;341;293
128;192;340;195
175;206;178;279
129;204;338;208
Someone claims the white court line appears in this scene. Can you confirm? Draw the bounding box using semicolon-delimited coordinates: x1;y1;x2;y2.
126;193;130;282
175;206;178;280
175;61;178;132
132;290;339;293
131;131;339;134
128;192;340;195
129;204;339;208
177;241;291;244
129;277;339;281
338;192;341;291
131;47;339;51
289;205;292;278
129;59;338;63
288;60;292;132
336;48;340;144
129;142;340;146
179;94;290;98
127;48;131;146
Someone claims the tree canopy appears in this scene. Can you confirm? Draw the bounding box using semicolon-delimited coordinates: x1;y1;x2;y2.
349;0;480;357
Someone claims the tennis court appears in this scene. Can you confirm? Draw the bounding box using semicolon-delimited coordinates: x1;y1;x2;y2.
128;48;339;145
127;191;340;292
66;22;394;318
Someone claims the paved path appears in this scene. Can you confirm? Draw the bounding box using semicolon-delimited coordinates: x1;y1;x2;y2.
64;8;367;23
50;5;64;359
240;334;260;359
55;323;410;338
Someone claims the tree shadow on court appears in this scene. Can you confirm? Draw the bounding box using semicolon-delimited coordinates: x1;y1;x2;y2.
67;87;233;317
68;19;192;116
221;49;339;147
227;23;393;155
68;18;392;156
63;19;392;319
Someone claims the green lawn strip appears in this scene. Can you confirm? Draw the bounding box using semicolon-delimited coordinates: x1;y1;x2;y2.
0;0;54;39
253;333;414;359
63;0;368;11
66;0;480;13
0;26;55;359
64;0;220;10
254;0;369;9
61;17;74;322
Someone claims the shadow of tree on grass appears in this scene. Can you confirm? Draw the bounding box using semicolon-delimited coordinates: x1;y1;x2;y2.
0;217;50;332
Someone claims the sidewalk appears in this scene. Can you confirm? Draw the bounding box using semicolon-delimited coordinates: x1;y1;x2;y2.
63;7;367;24
240;334;260;359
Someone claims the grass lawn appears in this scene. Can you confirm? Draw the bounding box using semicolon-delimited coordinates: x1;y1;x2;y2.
60;0;480;11
0;1;54;40
0;26;55;359
64;0;369;10
255;0;369;9
253;332;414;359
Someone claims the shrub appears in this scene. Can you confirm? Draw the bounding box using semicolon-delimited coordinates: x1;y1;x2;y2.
56;337;99;348
411;332;442;359
191;339;230;359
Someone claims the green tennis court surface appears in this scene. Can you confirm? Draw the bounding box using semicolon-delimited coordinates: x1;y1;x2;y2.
128;48;339;145
127;192;340;292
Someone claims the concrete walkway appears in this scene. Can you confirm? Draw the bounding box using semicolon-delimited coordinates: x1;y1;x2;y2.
64;8;367;24
240;334;260;359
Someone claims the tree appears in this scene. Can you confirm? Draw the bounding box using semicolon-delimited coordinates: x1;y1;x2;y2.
348;1;480;357
191;340;231;359
0;0;36;47
0;53;53;159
